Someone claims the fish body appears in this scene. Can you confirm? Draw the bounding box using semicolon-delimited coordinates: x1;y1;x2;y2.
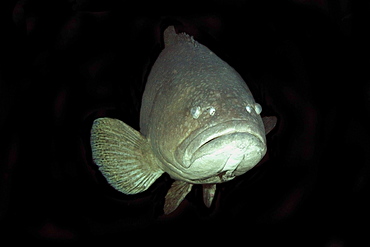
91;26;276;214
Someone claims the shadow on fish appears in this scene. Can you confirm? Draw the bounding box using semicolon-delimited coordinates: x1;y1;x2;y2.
90;26;277;215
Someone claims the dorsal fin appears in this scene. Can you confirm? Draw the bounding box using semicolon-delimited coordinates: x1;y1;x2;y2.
163;25;198;48
163;26;177;47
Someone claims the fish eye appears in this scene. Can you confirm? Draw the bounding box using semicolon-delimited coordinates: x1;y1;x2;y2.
246;105;253;113
208;107;216;116
254;103;262;114
190;106;201;119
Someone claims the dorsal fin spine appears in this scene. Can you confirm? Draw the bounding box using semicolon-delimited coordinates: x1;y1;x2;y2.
163;26;198;48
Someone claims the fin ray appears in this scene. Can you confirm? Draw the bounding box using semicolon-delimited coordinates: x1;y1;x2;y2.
262;116;277;135
203;184;217;208
164;181;193;214
91;117;164;195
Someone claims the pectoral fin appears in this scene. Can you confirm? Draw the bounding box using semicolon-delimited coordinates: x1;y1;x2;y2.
203;184;217;208
262;116;277;135
91;117;164;194
164;181;193;214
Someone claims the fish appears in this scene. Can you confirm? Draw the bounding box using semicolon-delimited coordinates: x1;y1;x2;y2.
90;26;277;214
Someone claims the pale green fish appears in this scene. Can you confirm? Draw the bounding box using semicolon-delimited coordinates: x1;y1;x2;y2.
90;26;277;214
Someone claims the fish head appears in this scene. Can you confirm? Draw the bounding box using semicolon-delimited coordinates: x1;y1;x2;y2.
142;26;268;184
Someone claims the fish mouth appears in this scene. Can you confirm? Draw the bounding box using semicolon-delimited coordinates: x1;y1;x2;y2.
175;120;266;170
193;132;265;179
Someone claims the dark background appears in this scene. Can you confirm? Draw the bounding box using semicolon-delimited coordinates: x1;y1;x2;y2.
1;0;369;245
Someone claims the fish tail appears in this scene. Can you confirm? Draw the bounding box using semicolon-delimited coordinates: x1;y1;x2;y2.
90;117;163;194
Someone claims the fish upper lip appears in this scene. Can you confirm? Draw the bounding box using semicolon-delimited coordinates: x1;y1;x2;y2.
175;120;265;168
